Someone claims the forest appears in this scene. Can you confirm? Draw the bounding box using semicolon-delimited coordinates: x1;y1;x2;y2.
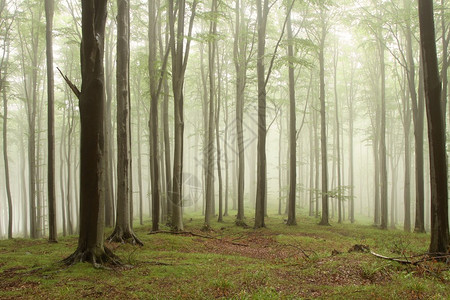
0;0;449;298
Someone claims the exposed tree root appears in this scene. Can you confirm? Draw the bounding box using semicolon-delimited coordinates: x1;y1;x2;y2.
235;219;249;228
62;246;121;268
200;224;213;232
107;227;144;246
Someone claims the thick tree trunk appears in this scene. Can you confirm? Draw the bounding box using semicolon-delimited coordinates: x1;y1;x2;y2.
418;0;449;254
64;0;120;266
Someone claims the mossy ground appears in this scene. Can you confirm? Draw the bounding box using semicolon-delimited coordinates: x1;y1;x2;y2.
0;211;448;299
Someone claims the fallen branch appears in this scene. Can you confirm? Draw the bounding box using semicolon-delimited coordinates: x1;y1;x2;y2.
148;230;249;247
371;251;450;265
370;251;417;265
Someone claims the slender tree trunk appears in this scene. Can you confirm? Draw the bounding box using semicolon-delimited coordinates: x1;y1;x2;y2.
309;112;314;217
314;108;320;218
20;121;28;238
66;108;74;235
104;20;115;228
413;62;426;233
403;79;412;232
149;0;161;232
254;0;268;229
318;9;329;226
136;80;144;226
223;72;229;217
378;32;388;230
347;67;355;223
278;112;283;215
286;7;296;225
59;106;67;236
45;0;57;242
216;37;224;223
205;0;218;228
169;0;198;231
333;45;341;224
108;0;142;245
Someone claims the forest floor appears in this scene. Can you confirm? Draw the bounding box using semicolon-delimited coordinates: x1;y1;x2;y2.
0;212;449;299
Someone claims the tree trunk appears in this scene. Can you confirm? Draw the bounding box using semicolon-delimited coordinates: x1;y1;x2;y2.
104;20;115;229
333;44;341;224
347;65;355;223
205;0;217;228
136;79;144;226
216;36;224;223
233;0;247;225
108;0;142;245
169;0;198;231
286;7;296;226
254;0;268;229
45;0;57;242
309;111;314;217
318;9;329;226
403;77;412;232
418;0;449;254
64;0;120;266
59;106;67;236
378;32;388;230
149;0;161;232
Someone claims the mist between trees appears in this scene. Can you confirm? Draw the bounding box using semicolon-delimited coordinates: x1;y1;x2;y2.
0;0;448;260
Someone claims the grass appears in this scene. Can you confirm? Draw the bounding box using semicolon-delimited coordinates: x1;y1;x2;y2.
0;211;448;299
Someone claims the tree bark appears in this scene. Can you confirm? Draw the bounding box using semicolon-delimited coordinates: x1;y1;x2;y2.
254;0;268;229
205;0;218;228
286;7;296;226
379;32;388;230
318;7;329;226
168;0;198;231
418;0;449;254
45;0;57;242
104;20;115;228
149;0;161;232
64;0;120;266
108;0;142;245
233;0;248;226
